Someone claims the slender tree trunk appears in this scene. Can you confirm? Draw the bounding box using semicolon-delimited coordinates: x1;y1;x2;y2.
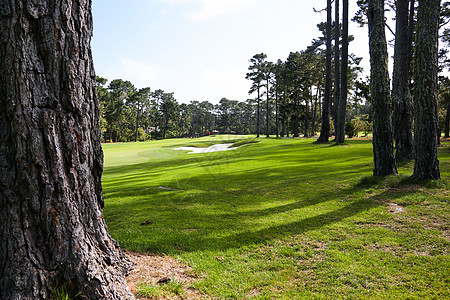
336;0;348;144
0;0;134;299
413;0;441;180
135;104;141;142
333;0;340;134
304;99;309;137
266;79;270;138
312;88;318;136
276;83;279;137
368;0;398;176
392;0;414;161
318;0;332;143
294;94;300;138
445;102;450;138
257;87;261;137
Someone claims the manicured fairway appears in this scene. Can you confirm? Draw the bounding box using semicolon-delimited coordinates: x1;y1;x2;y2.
102;136;449;299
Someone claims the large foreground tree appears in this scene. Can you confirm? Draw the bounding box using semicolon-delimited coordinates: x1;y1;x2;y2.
413;0;441;179
368;0;398;176
392;0;414;162
0;0;134;299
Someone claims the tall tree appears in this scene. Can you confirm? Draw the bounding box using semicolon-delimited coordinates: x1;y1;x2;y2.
368;0;398;176
246;53;267;138
105;79;135;142
392;0;414;161
413;0;441;179
334;0;341;134
336;0;349;143
129;87;151;142
317;0;333;143
0;0;134;298
160;92;178;139
264;61;274;138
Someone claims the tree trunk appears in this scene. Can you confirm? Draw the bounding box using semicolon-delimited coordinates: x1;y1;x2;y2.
445;101;450;138
304;99;309;137
311;87;318;137
294;94;300;138
275;83;279;137
413;0;441;180
318;0;332;143
392;0;414;161
266;79;270;138
257;87;261;137
0;1;135;299
135;104;141;142
333;0;340;134
368;0;398;176
335;0;348;144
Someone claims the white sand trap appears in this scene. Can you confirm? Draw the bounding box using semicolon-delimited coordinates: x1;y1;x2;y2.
174;143;238;154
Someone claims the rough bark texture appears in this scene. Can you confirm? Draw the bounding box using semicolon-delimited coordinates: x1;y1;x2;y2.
333;0;340;134
413;0;441;180
368;0;398;176
335;0;348;144
317;0;332;143
0;0;134;299
392;0;414;161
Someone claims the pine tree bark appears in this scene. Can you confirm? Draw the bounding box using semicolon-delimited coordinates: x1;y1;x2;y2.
335;0;348;144
392;0;414;161
413;0;441;180
0;0;134;299
333;0;340;135
318;0;332;144
368;0;398;176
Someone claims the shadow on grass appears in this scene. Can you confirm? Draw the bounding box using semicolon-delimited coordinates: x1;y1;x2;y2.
103;139;443;255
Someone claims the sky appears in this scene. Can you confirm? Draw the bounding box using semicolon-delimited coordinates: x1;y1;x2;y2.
91;0;370;104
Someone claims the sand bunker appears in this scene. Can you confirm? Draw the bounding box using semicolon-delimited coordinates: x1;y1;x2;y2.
174;143;238;154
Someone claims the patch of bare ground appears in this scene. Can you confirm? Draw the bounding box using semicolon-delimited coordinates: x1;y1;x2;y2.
125;251;204;299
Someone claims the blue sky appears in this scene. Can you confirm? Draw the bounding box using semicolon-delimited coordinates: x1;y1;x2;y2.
91;0;369;103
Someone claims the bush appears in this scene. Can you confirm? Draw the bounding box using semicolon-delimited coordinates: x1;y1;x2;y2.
345;121;356;138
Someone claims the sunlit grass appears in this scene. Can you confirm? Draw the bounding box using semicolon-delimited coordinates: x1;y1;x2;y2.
102;135;449;299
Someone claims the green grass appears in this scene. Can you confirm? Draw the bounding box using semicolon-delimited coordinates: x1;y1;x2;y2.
136;279;185;298
102;135;450;299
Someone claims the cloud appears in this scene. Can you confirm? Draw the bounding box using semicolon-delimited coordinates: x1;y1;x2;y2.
104;58;160;88
154;0;260;21
199;68;249;101
188;0;260;21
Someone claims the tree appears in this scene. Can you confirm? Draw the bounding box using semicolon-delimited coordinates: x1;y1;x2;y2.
129;87;151;142
0;0;134;298
334;0;341;134
160;92;179;139
317;0;333;143
335;0;349;143
263;61;274;138
105;79;135;142
413;0;441;180
392;0;414;161
368;0;398;176
246;53;267;138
